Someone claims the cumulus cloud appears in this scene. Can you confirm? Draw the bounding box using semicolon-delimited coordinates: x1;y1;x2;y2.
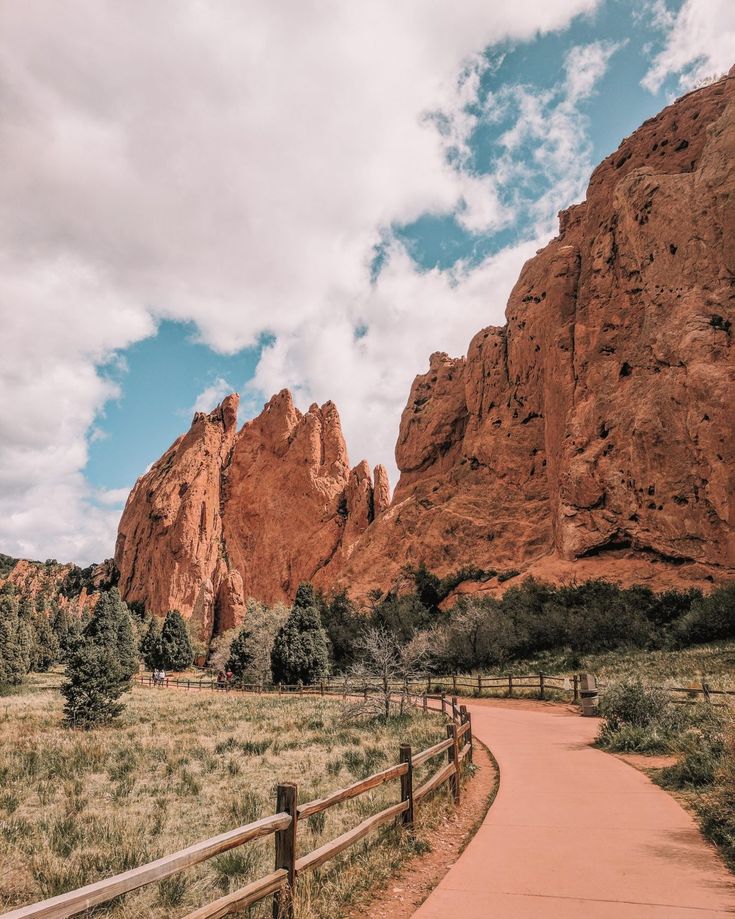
0;0;605;564
642;0;735;93
254;40;622;481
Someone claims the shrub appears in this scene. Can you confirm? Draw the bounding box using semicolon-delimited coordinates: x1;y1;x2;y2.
159;611;193;671
598;679;669;731
675;585;735;645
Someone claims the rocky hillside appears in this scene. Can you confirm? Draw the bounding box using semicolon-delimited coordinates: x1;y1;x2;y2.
115;70;735;639
0;555;116;615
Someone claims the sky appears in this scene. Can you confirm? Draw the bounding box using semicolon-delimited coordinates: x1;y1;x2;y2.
1;0;734;566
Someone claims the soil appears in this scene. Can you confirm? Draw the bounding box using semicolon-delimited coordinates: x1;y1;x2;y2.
346;739;498;919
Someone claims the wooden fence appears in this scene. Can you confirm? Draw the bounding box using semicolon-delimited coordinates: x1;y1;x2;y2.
139;671;735;706
0;691;471;919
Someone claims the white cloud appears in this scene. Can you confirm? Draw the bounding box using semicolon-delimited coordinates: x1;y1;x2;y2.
642;0;735;93
564;41;624;102
187;378;235;416
254;41;620;482
96;487;131;506
0;0;601;564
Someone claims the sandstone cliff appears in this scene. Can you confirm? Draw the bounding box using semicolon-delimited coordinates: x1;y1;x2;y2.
115;391;390;637
0;556;116;616
115;71;735;634
335;69;735;598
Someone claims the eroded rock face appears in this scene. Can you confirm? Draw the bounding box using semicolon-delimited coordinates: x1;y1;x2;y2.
115;391;389;637
116;73;735;629
333;72;735;597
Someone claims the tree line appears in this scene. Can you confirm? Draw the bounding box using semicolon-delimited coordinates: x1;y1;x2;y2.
2;565;734;728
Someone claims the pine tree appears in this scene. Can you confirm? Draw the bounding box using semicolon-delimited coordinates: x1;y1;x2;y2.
227;626;255;687
0;587;27;687
31;610;59;672
16;597;34;675
159;610;193;671
62;642;128;727
271;583;330;685
140;617;163;670
51;603;71;657
83;588;138;680
61;588;138;728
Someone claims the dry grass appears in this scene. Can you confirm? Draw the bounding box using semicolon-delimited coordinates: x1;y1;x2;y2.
0;673;454;918
577;642;735;688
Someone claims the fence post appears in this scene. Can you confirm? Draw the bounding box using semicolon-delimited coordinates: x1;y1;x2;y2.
477;674;482;696
298;681;303;696
320;680;325;696
422;692;427;715
452;673;457;694
508;674;513;697
702;680;711;703
459;704;473;765
440;691;446;716
273;783;298;919
573;673;579;703
446;723;460;804
363;684;368;701
427;674;432;693
539;672;545;701
399;743;414;828
452;696;458;719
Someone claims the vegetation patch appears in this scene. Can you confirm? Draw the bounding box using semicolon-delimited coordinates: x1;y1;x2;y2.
0;678;452;918
596;677;735;870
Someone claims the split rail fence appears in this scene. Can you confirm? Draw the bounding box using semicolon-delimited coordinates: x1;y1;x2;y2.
139;671;735;706
1;691;472;919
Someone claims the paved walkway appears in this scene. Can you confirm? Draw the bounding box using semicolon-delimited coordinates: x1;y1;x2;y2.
414;699;735;918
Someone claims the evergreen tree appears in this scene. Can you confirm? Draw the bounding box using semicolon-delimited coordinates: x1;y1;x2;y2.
15;597;33;677
31;610;59;672
62;642;128;727
51;603;71;657
83;589;138;679
61;588;138;728
271;583;330;685
0;587;28;687
226;626;255;686
159;610;193;671
140;617;163;670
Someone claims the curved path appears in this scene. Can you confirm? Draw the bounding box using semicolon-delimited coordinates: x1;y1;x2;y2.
414;699;735;918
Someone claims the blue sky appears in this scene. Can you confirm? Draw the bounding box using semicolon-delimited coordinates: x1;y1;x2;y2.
2;0;733;563
88;0;690;497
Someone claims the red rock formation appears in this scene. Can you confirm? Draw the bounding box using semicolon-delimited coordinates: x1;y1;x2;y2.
115;72;735;631
116;395;241;639
115;390;389;637
336;71;735;597
0;557;115;617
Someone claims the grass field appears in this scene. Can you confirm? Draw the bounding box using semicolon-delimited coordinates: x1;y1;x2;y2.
0;673;453;918
438;641;735;699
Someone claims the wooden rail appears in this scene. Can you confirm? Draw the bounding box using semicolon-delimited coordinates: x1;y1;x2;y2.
3;686;472;919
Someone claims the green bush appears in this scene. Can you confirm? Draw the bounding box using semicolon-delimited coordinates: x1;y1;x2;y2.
598;679;669;730
597;722;674;754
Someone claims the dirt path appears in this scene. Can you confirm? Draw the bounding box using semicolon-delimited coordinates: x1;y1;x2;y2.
413;698;735;918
